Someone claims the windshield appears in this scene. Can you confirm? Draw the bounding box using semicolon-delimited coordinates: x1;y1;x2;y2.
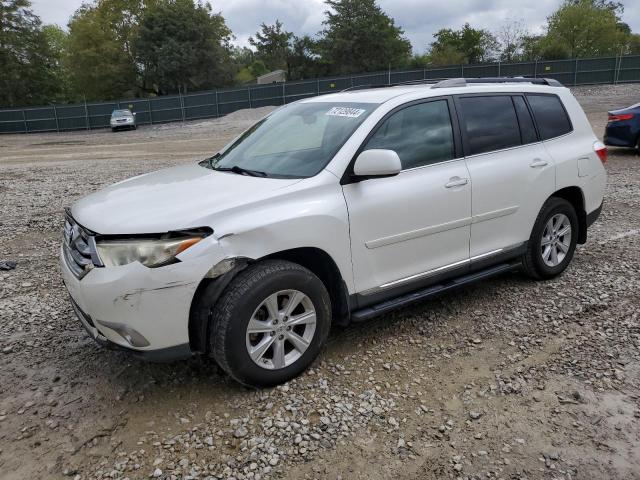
112;110;132;117
204;101;377;178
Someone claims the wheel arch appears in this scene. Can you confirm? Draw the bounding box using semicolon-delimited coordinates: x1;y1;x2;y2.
550;186;587;244
262;247;351;326
188;247;351;355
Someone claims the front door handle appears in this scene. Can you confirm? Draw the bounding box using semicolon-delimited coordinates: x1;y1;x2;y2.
445;176;469;188
530;158;549;168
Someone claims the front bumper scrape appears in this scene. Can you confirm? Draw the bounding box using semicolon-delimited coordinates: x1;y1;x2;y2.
68;286;193;362
59;236;228;357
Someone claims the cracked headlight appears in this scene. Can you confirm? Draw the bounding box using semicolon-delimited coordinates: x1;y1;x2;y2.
96;236;203;268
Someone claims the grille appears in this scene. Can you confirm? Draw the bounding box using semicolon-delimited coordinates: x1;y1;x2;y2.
62;211;100;279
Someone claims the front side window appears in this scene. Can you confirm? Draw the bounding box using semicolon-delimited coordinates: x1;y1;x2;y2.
458;96;521;155
526;94;573;140
207;102;376;178
364;100;455;170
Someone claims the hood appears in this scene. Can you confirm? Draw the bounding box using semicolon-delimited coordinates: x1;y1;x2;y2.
71;163;302;234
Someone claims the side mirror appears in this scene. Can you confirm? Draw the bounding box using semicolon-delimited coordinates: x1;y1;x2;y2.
353;149;401;178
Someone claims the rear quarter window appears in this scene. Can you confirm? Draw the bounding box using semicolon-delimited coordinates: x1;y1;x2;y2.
526;94;573;140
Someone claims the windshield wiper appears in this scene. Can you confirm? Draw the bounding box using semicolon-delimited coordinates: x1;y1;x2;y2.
214;165;268;177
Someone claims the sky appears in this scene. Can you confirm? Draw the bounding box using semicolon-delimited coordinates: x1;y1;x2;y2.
30;0;640;54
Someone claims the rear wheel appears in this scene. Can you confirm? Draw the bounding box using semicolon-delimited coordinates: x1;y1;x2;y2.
522;197;578;280
207;260;331;387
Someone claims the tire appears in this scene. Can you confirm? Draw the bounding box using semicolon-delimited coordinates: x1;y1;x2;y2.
522;197;579;280
111;127;116;132
207;260;331;388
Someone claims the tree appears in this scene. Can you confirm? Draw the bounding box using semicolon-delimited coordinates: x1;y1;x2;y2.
429;24;498;65
135;0;234;94
628;34;640;55
497;19;528;62
287;35;324;80
41;25;73;102
66;0;151;101
0;0;66;106
317;0;412;74
249;20;292;72
544;0;627;57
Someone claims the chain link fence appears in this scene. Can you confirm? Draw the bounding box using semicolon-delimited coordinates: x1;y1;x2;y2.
2;54;639;134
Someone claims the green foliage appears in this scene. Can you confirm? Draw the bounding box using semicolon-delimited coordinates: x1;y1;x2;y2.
231;46;255;68
287;35;324;80
135;0;234;94
234;61;269;84
628;34;640;55
402;53;431;69
249;20;292;72
429;44;467;66
544;0;627;57
41;25;73;101
429;23;498;65
66;0;149;101
0;0;66;106
317;0;411;74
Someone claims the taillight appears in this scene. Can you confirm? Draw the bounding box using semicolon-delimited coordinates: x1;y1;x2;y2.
594;141;607;164
608;113;634;122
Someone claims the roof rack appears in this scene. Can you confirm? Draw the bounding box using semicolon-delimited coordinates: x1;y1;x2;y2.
432;77;563;88
341;84;391;92
339;76;563;93
340;79;439;92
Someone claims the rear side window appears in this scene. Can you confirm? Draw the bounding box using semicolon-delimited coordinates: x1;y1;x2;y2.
513;96;538;144
526;94;572;140
364;100;455;170
458;96;521;155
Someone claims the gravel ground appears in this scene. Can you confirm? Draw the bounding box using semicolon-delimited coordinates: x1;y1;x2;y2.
1;85;640;480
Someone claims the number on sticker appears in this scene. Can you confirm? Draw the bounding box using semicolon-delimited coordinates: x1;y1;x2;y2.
326;107;366;118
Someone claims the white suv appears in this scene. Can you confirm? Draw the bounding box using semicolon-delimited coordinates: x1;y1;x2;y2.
60;78;606;387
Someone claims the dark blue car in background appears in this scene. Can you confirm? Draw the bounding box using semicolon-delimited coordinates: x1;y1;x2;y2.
604;102;640;151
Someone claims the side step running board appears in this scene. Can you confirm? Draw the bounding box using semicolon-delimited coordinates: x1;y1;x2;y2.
350;262;520;322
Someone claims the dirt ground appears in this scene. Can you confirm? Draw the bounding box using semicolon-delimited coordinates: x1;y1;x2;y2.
1;85;640;480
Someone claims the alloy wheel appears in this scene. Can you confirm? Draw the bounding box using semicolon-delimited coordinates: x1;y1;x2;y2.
245;290;317;370
541;213;572;267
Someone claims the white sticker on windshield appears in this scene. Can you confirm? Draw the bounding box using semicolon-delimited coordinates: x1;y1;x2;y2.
326;107;366;118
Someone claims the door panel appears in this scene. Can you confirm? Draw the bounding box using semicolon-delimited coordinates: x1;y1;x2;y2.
344;98;472;295
455;94;556;258
465;144;555;257
344;160;471;294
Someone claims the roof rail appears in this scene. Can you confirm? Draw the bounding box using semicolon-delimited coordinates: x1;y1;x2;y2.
340;84;388;92
432;77;563;88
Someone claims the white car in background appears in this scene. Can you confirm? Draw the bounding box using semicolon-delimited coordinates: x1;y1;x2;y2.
110;109;136;131
61;78;606;387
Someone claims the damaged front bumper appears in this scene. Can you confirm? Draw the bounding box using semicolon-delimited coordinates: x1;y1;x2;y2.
59;241;226;360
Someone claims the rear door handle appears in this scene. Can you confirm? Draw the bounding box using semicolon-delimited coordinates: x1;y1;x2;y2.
530;158;549;168
445;176;469;188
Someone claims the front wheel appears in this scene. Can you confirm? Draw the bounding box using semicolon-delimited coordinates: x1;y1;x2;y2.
522;197;578;280
207;260;331;387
